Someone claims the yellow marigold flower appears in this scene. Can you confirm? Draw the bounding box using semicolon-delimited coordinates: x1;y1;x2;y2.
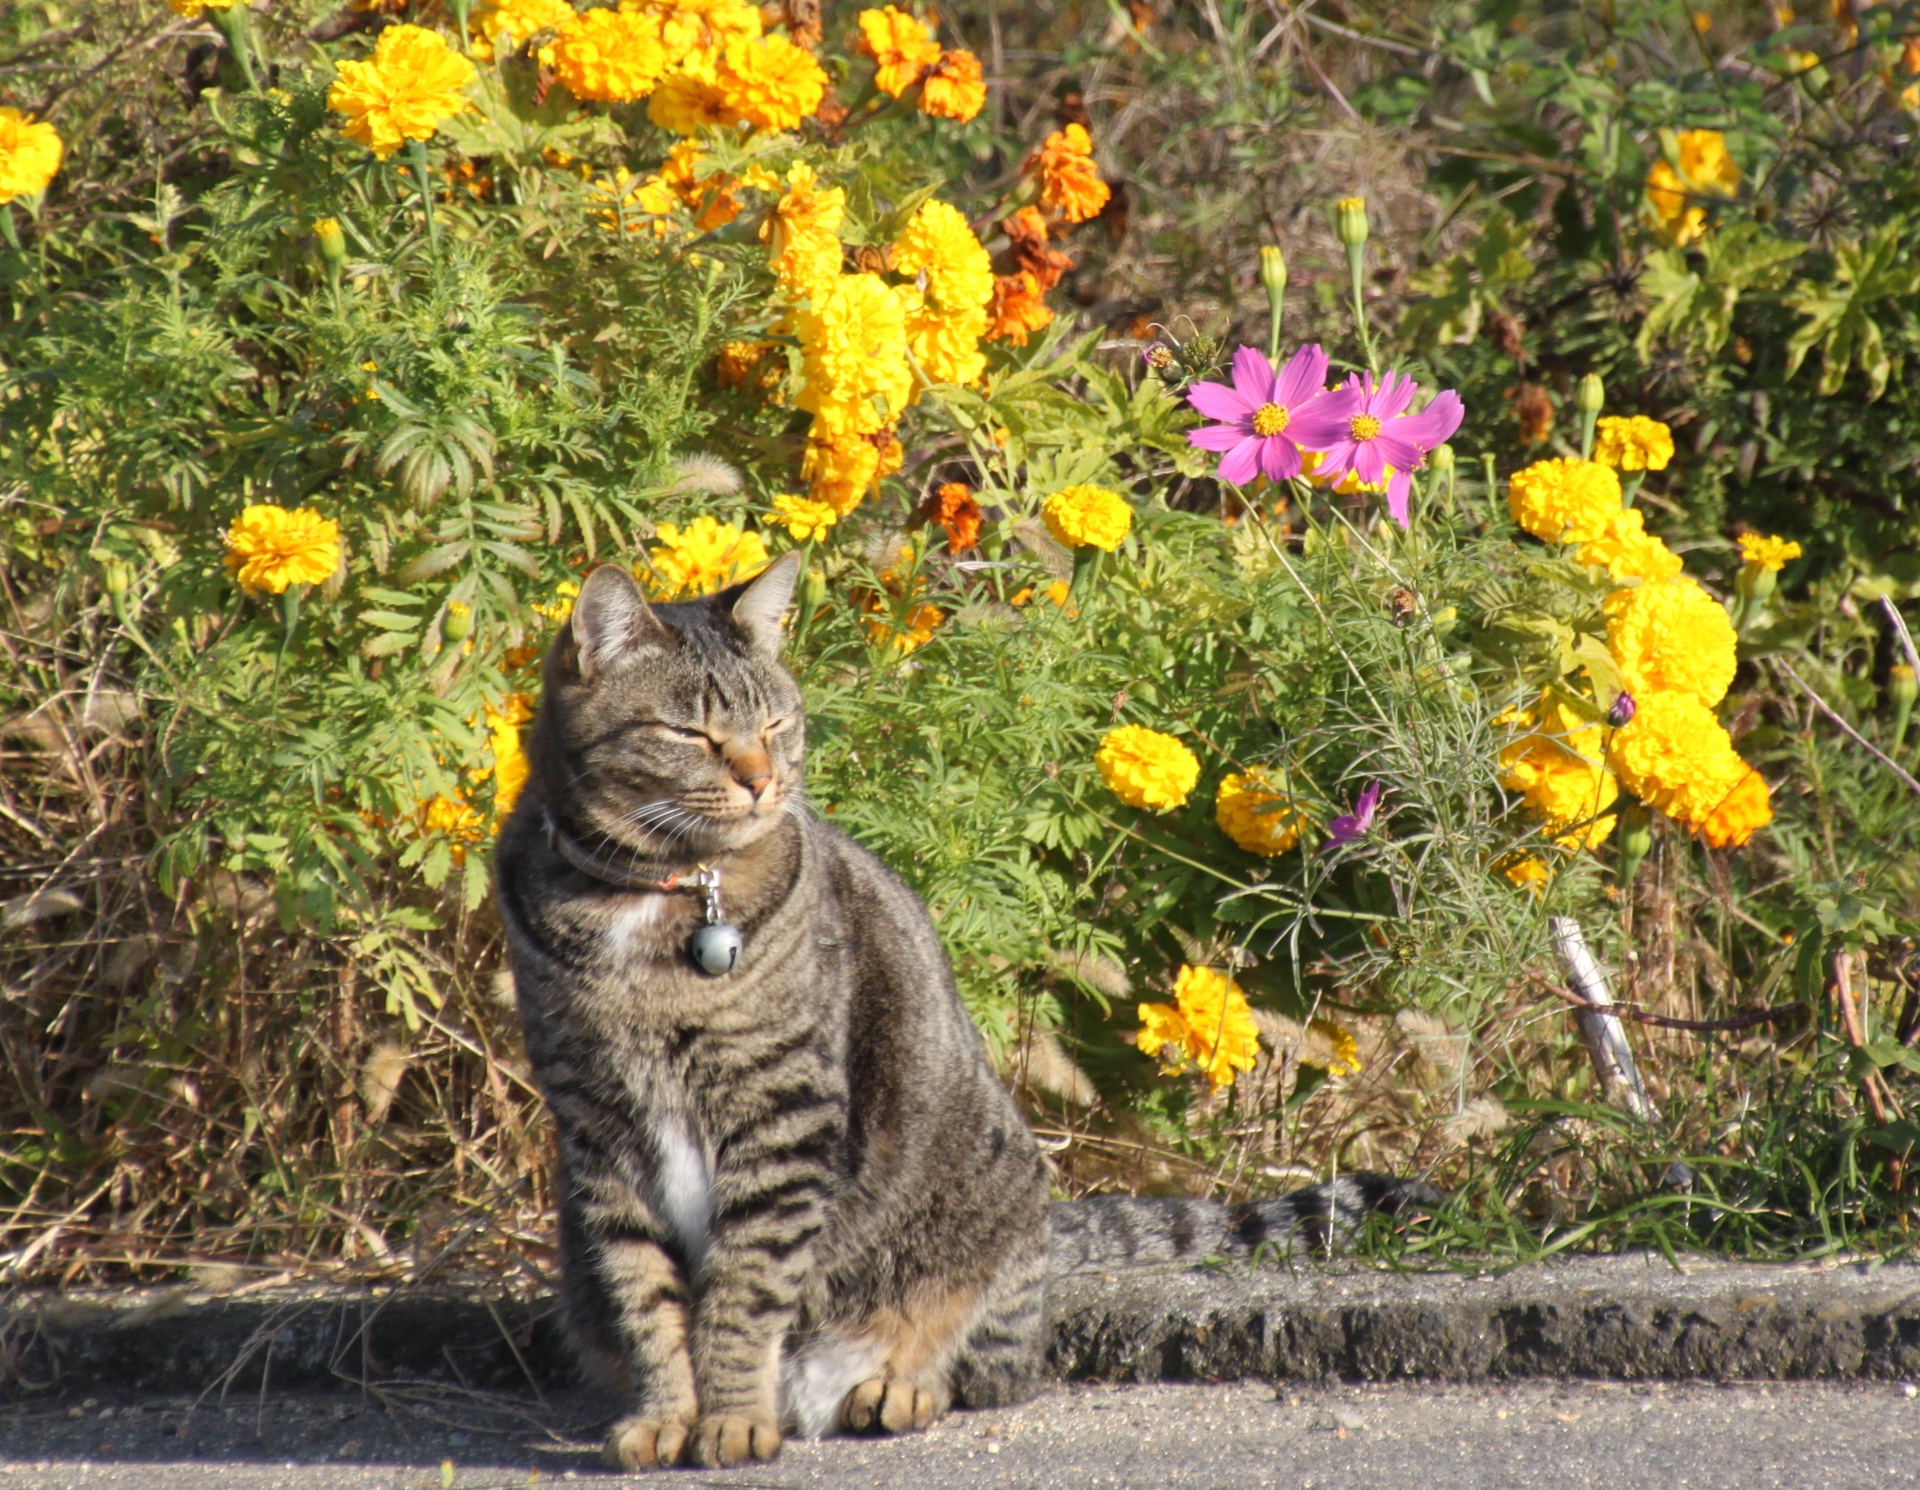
795;272;913;440
1030;123;1111;224
856;6;943;96
485;693;537;823
1604;574;1738;708
894;199;993;320
654;33;825;133
550;8;670;103
892;199;993;386
1306;1015;1362;1076
1134;1000;1191;1075
1215;766;1312;856
767;492;839;541
1502;854;1552;894
1646;128;1740;247
1096;724;1199;812
646;56;733;131
418;791;487;863
921;48;985;121
803;435;884;514
1135;965;1261;1089
1498;723;1620;852
1592;414;1675;472
720;32;828;130
1575;507;1683;582
328;25;476;160
866;600;943;653
170;0;238;13
1043;484;1133;551
622;0;763;66
469;0;577;63
764;160;846;304
529;579;581;622
1737;532;1802;572
1606;691;1766;843
718;339;776;387
1507;457;1622;544
223;504;342;594
1697;765;1772;848
645;516;769;599
0;108;63;205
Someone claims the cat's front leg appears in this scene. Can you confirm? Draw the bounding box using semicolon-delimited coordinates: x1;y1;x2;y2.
684;1159;832;1467
585;1230;702;1469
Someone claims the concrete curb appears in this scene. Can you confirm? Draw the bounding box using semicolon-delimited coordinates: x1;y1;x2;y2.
5;1256;1918;1396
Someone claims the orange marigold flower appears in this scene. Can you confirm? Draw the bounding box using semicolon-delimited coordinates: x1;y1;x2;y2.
986;271;1053;345
929;481;983;552
920;48;985;121
549;8;671;103
1029;122;1110;224
1004;204;1073;290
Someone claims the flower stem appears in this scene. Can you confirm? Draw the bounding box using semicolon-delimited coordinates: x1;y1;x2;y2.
1344;241;1376;373
212;3;259;92
0;206;18;253
407;139;438;249
1481;454;1502;529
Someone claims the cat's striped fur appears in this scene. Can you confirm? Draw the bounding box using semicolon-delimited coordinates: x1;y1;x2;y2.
496;556;1434;1473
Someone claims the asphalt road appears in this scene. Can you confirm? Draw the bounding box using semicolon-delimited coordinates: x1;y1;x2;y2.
2;1379;1917;1490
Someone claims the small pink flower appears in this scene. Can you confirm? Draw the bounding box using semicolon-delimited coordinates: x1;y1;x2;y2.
1291;373;1464;526
1185;344;1330;486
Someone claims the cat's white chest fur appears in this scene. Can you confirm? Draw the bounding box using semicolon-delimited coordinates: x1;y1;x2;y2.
606;892;676;961
649;1112;712;1272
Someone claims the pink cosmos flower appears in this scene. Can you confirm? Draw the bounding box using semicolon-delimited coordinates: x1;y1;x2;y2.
1185;344;1330;486
1290;372;1464;526
1324;780;1383;850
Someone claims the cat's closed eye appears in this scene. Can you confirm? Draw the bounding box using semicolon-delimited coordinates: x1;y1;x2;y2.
642;722;716;749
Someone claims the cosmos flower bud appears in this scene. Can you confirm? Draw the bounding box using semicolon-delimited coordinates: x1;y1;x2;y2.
1258;244;1288;302
1334;196;1369;248
1429;442;1455;473
1142;342;1176;373
1607;691;1637;728
1576;373;1605;415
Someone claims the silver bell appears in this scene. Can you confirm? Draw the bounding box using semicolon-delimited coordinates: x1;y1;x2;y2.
689;922;744;976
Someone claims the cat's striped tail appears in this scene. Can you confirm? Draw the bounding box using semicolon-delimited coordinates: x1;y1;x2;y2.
1048;1174;1445;1275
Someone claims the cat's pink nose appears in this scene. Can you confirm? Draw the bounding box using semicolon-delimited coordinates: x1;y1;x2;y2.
739;771;772;799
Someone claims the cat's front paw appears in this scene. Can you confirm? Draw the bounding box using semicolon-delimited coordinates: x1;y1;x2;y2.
688;1412;782;1467
603;1411;695;1470
840;1375;947;1435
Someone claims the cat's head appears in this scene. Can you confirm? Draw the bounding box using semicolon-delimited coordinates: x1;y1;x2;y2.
536;553;805;859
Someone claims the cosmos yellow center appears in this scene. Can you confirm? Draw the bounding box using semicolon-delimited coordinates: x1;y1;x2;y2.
1250;402;1289;438
1349;413;1383;441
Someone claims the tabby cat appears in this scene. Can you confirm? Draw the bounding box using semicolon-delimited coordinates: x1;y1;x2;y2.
496;556;1433;1471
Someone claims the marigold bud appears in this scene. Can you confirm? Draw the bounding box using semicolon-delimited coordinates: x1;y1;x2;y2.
313;217;347;267
100;558;134;596
1735;561;1778;605
1575;373;1605;415
799;568;828;616
1891;664;1918;708
1334;196;1369;248
441;600;472;641
1615;802;1654;882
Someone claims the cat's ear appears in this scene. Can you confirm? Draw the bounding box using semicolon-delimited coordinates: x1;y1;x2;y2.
728;551;802;656
571;563;664;682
